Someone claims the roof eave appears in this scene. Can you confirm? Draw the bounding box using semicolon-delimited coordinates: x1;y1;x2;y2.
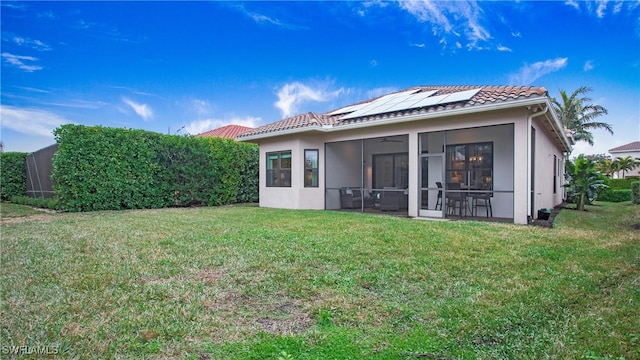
610;149;640;153
538;98;573;153
237;124;328;142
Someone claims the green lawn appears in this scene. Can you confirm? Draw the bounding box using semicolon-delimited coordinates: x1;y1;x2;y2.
0;202;45;219
1;202;638;359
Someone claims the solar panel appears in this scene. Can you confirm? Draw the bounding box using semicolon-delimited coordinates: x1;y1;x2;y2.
328;89;420;116
342;104;386;119
384;99;429;113
381;88;422;101
341;90;433;119
437;88;481;104
411;93;450;108
339;88;480;120
327;103;368;115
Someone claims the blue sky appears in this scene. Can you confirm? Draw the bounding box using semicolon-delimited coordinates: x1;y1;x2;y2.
1;1;639;156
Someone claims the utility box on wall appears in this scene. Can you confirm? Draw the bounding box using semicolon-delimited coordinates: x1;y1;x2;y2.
537;208;552;220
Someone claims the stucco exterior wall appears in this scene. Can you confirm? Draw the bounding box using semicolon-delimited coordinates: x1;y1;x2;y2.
258;135;325;210
532;117;567;212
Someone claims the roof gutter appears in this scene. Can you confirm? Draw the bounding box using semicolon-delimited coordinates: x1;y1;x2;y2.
535;99;572;153
237;124;329;142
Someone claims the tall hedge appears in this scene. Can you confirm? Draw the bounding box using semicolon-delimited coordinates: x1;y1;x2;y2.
607;178;638;190
632;182;640;205
52;124;258;212
0;152;28;200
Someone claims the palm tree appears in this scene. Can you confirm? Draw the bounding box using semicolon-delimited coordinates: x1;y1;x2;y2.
613;156;640;178
565;155;607;211
552;86;612;146
595;158;617;178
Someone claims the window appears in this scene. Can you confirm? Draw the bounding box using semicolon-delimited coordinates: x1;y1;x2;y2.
304;149;319;187
553;155;557;194
373;153;409;189
446;142;493;189
266;151;291;187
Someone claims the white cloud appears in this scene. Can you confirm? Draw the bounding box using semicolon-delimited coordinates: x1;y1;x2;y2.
0;105;72;137
16;86;50;94
232;4;303;30
613;2;623;13
583;60;595;71
274;81;345;117
565;0;580;10
410;42;426;48
122;98;153;121
509;57;568;85
596;0;608;18
566;0;631;17
570;128;626;157
185;116;261;136
249;12;284;26
0;2;26;10
396;0;491;50
399;0;453;32
190;99;213;116
497;44;512;52
43;99;109;109
11;36;51;51
1;52;42;72
366;87;398;99
354;0;389;16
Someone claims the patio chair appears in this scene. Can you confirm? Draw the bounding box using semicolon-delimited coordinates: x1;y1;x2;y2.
446;182;469;217
435;181;443;210
472;186;493;217
339;188;362;209
379;187;400;211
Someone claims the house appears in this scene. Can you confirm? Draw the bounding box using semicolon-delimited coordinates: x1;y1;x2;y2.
609;141;640;178
238;85;572;224
196;124;253;140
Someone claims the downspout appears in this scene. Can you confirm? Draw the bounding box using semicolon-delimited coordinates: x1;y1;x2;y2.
361;139;365;213
526;104;549;222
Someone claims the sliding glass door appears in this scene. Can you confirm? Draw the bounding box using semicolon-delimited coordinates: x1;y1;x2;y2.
419;154;444;218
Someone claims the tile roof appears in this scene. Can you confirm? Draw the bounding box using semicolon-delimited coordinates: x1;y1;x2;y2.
236;112;339;138
196;124;253;140
238;85;549;139
609;141;640;152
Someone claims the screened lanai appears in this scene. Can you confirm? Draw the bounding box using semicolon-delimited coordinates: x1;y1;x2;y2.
324;124;516;221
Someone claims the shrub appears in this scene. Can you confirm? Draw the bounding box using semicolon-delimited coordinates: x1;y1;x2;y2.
607;178;637;190
52;124;258;212
632;182;640;205
0;152;27;200
10;195;60;210
597;189;632;203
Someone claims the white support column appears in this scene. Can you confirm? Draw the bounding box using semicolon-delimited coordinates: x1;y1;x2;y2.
408;132;419;218
513;120;529;224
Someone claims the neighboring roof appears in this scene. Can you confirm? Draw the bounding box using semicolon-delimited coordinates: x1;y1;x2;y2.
196;125;252;140
609;141;640;153
238;85;551;140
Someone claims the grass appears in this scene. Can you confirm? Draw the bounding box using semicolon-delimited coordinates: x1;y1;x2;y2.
1;202;638;359
0;202;44;219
